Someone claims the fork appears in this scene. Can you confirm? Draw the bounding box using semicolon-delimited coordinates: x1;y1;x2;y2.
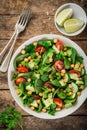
0;7;31;72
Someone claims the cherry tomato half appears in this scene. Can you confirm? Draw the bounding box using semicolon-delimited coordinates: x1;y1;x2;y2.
44;82;53;89
35;46;46;53
16;77;26;85
18;66;28;73
54;60;65;71
53;98;63;108
69;70;81;77
56;41;64;50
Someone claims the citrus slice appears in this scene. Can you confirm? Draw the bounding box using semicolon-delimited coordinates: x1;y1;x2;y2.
64;18;84;33
56;8;73;27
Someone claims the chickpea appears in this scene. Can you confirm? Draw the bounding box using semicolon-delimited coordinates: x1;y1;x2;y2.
71;64;74;68
56;108;61;111
54;38;58;43
39;92;43;97
28;91;32;95
24;58;28;62
64;52;67;56
16;89;20;95
75;63;79;69
36;100;40;104
68;58;71;61
33;42;37;46
42;108;46;112
35;52;39;56
27;78;31;82
64;47;67;51
51;88;55;92
61;72;65;76
18;64;22;67
80;85;84;90
63;78;68;83
30;106;35;110
68;91;73;95
49;74;52;79
38;55;41;59
61;69;66;74
77;92;81;96
28;56;32;60
80;64;84;68
68;84;72;88
49;58;53;62
21;49;25;54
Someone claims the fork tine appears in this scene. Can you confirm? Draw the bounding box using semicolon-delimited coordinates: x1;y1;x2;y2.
22;8;31;26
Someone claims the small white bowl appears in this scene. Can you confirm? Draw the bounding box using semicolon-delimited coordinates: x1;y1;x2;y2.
54;3;87;36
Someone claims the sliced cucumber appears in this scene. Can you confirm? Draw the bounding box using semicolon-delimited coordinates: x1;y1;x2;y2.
76;80;84;85
71;82;78;93
65;103;72;108
64;73;70;82
59;79;66;86
31;100;38;108
64;98;76;104
52;45;59;53
42;93;53;108
26;85;35;92
70;73;79;80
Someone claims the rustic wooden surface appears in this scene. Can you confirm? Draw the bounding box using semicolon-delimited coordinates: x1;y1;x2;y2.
0;0;87;130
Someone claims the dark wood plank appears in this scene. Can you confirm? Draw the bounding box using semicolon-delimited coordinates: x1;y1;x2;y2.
0;115;87;130
0;0;87;15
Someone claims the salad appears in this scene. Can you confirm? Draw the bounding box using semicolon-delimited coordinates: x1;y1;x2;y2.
11;38;87;115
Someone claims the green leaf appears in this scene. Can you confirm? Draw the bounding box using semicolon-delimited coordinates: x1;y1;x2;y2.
25;44;36;53
0;107;23;130
48;103;56;115
13;53;29;69
38;39;53;49
64;57;71;69
41;73;49;82
83;74;87;86
71;48;77;64
58;91;67;99
51;79;60;87
34;79;43;94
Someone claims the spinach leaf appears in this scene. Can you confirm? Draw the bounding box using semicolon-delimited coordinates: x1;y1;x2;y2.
13;53;29;69
83;74;87;86
76;55;83;63
64;57;71;69
25;44;36;53
51;79;60;87
41;73;49;82
34;79;43;94
71;48;77;64
48;103;56;115
38;39;53;49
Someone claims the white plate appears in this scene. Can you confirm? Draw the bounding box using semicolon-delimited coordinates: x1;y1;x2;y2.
8;34;87;119
54;3;87;36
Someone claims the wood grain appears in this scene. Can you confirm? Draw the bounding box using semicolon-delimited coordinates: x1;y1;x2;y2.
0;0;87;130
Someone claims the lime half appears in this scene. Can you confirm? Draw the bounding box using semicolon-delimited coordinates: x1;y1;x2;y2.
56;8;73;27
64;18;84;33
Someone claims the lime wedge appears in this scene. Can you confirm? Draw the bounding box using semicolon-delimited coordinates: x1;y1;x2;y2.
56;8;73;27
64;18;84;33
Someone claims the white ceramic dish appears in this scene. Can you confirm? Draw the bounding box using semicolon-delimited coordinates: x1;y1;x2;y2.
8;34;87;119
54;3;87;36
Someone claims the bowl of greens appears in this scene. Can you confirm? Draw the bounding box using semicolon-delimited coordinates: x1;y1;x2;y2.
8;34;87;119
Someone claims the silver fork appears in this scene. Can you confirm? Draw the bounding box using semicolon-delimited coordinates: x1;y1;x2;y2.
0;7;31;72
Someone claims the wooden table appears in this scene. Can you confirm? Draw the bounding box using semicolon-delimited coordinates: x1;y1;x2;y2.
0;0;87;129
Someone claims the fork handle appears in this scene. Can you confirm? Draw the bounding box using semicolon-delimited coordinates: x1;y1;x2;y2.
0;32;19;72
0;31;16;63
